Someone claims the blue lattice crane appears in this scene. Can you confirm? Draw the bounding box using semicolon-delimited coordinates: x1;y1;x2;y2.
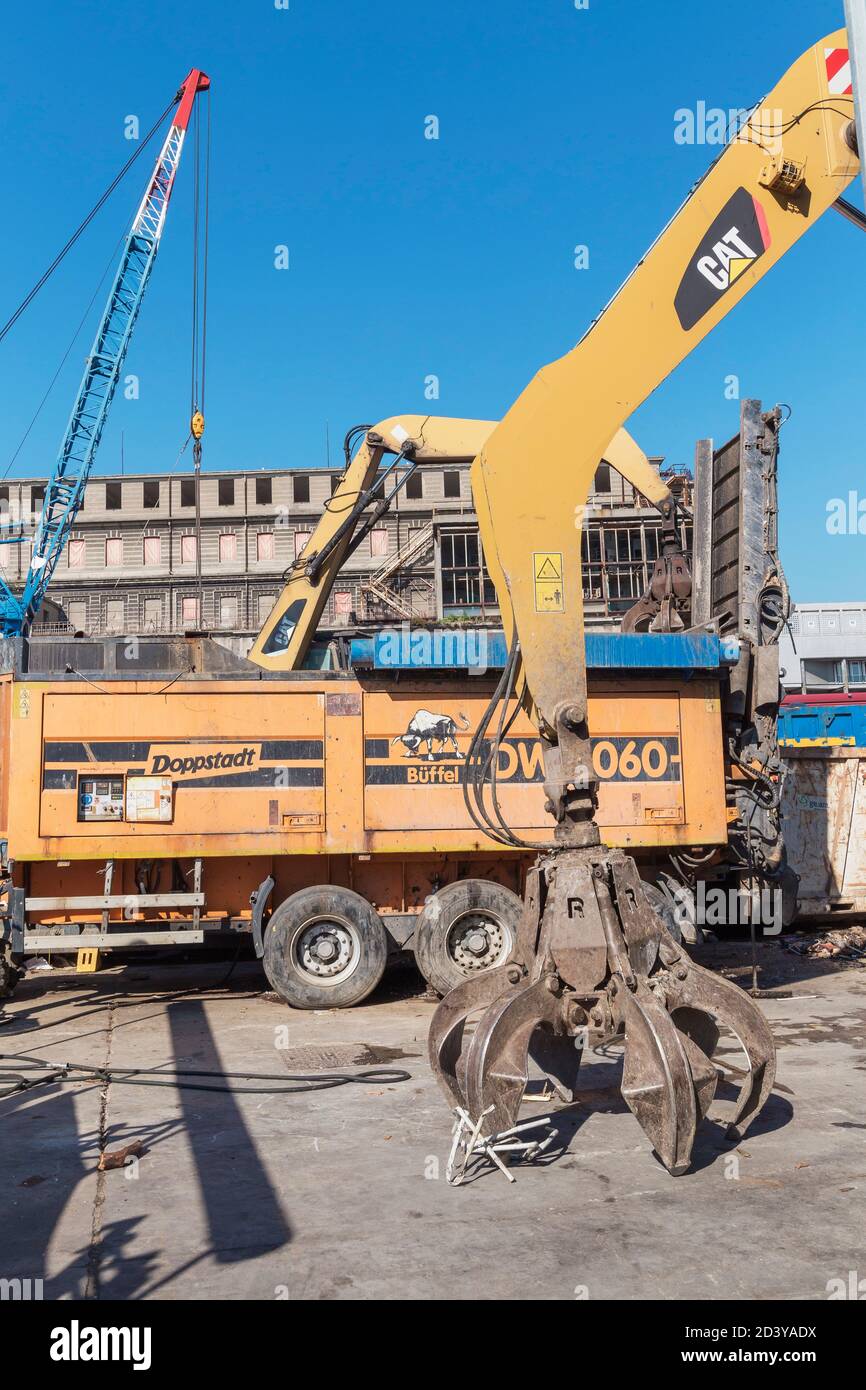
0;68;210;635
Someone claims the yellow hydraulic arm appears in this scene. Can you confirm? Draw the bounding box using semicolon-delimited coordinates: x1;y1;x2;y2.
249;415;670;671
250;416;494;670
469;26;858;835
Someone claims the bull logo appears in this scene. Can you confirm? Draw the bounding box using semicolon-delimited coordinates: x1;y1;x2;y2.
392;709;471;761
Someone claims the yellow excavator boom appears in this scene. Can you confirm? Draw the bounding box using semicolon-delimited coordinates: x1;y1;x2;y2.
472;26;857;768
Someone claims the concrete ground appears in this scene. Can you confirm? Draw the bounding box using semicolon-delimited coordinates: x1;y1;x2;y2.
1;939;864;1301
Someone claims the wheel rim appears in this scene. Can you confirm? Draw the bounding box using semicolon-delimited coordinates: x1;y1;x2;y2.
445;909;515;975
290;914;362;987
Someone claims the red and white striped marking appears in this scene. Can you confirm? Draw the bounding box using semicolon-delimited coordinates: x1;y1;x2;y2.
825;47;852;96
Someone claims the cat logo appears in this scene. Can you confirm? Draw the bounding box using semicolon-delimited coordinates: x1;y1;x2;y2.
695;226;758;291
675;188;771;331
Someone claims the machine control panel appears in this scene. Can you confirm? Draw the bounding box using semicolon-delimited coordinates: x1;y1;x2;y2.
77;777;125;821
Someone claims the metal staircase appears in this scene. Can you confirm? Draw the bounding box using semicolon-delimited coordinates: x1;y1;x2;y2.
361;523;434;619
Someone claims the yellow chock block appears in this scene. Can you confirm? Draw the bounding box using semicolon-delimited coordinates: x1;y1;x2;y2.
76;948;101;973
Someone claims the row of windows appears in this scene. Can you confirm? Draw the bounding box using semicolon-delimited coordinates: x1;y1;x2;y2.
794;657;866;693
404;470;462;501
0;468;468;516
436;523;689;616
56;521;673;631
128;476;279;509
13;519;679;621
63;592;278;633
442;527;673;615
582;522;693;609
0;478;279;512
1;521;392;573
61;522;397;567
61;588;356;634
64;530;289;568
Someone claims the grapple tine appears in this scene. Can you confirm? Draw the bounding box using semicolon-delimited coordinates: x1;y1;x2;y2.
428;844;778;1185
463;976;566;1137
671;1006;720;1061
427;967;518;1111
663;958;776;1136
617;977;715;1175
677;1030;720;1124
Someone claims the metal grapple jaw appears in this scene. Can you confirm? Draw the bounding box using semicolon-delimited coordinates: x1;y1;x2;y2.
429;849;776;1178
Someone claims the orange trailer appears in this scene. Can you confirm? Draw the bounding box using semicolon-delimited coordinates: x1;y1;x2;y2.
0;634;729;1006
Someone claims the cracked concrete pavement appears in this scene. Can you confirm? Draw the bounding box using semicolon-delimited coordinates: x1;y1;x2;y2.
2;941;864;1300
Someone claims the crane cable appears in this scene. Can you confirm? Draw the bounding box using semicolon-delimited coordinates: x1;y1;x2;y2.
189;89;210;624
1;228;128;483
0;98;176;349
190;90;210;427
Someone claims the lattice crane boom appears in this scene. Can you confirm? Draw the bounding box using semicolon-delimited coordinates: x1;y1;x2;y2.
0;67;210;635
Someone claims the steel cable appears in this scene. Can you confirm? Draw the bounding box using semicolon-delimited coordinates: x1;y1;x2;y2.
0;1052;410;1102
0;99;175;347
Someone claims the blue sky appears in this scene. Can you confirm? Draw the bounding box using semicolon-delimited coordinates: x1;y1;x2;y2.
0;0;862;602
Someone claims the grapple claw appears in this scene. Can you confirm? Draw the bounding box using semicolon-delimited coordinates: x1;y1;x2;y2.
428;967;518;1112
428;845;777;1185
671;1006;721;1060
663;957;776;1135
463;976;568;1137
617;978;717;1174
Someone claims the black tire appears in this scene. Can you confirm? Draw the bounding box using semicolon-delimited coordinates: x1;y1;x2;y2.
263;885;387;1009
414;879;523;997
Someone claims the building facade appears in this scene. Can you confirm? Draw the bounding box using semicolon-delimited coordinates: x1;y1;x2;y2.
0;456;692;640
779;602;866;694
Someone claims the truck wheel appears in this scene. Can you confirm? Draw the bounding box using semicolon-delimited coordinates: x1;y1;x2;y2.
263;886;387;1009
414;879;522;997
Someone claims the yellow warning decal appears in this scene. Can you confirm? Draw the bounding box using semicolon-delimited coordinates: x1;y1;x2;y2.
533;551;564;613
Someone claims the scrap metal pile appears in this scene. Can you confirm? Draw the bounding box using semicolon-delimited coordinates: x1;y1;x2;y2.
783;927;866;961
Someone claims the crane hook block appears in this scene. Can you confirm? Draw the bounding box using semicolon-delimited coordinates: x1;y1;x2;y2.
191;411;205;440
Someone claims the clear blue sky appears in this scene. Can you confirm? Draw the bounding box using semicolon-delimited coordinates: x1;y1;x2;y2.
0;0;862;603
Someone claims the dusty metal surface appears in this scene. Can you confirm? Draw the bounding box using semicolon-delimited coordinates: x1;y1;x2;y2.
782;747;866;915
691;400;781;640
430;849;776;1179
